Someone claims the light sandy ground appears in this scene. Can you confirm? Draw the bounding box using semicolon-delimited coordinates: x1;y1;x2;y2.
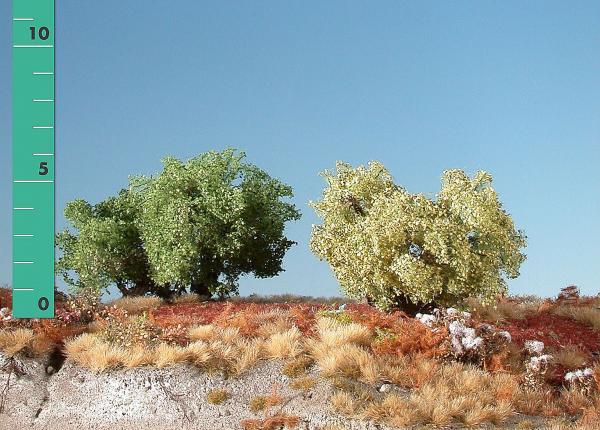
0;352;392;430
0;352;555;430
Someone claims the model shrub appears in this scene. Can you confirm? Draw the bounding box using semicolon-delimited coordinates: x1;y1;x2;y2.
310;161;526;311
56;149;300;298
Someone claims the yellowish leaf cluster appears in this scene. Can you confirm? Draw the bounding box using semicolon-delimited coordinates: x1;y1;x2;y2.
310;162;526;310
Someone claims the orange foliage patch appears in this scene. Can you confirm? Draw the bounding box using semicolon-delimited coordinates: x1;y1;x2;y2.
32;320;87;344
485;350;510;372
345;305;447;357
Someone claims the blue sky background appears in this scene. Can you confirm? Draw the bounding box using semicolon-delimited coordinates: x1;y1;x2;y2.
1;1;599;298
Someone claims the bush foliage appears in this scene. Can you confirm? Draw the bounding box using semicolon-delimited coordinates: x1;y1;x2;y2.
310;161;526;311
56;149;300;298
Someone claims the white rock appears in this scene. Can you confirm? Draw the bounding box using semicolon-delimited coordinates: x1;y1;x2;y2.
379;383;392;393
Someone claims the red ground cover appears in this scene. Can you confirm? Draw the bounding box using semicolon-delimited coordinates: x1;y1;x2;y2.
501;312;600;354
151;301;329;333
0;287;11;309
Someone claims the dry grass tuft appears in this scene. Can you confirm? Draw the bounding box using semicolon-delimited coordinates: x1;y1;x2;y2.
381;354;439;388
241;413;299;430
266;327;302;359
330;391;359;416
316;318;372;348
554;305;600;331
290;376;317;391
185;341;211;366
513;388;553;416
256;310;294;338
312;343;372;379
207;388;229;405
552;346;589;370
249;394;283;413
363;393;414;423
122;345;155;368
188;324;215;342
219;326;242;344
172;293;202;304
30;333;56;356
559;388;594;416
153;343;188;368
110;296;162;314
233;338;265;375
64;334;127;372
282;355;313;378
0;328;35;357
362;362;517;427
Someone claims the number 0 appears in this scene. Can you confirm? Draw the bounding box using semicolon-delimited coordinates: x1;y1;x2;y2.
38;297;49;311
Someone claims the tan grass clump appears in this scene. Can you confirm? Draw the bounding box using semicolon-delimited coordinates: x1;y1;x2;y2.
311;343;372;379
219;327;242;344
0;328;35;357
207;388;229;405
185;340;212;366
554;306;600;331
266;327;302;359
249;393;283;413
363;363;516;427
233;338;265;375
559;387;594;416
153;343;188;368
282;355;313;378
330;391;359;416
256;310;294;338
552;346;589;370
188;324;215;342
241;413;299;430
316;318;372;348
513;388;550;416
380;354;439;388
64;334;127;372
290;376;317;391
203;340;238;372
110;296;162;314
122;345;156;368
172;293;202;304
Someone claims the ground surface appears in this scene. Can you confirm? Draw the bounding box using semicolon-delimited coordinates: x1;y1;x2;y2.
1;290;600;429
1;353;389;430
0;353;550;430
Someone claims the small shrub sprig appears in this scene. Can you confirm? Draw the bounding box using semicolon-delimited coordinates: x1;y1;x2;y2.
98;307;161;348
56;288;103;325
564;368;596;397
523;340;552;390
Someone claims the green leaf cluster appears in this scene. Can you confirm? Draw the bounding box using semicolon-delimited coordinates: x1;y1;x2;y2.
56;149;300;298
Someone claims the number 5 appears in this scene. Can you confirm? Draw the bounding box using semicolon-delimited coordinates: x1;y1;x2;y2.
39;162;48;175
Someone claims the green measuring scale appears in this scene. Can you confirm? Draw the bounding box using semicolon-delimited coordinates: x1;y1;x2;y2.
12;0;55;318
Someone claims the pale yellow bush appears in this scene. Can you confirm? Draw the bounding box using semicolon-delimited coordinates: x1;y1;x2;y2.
310;162;526;310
